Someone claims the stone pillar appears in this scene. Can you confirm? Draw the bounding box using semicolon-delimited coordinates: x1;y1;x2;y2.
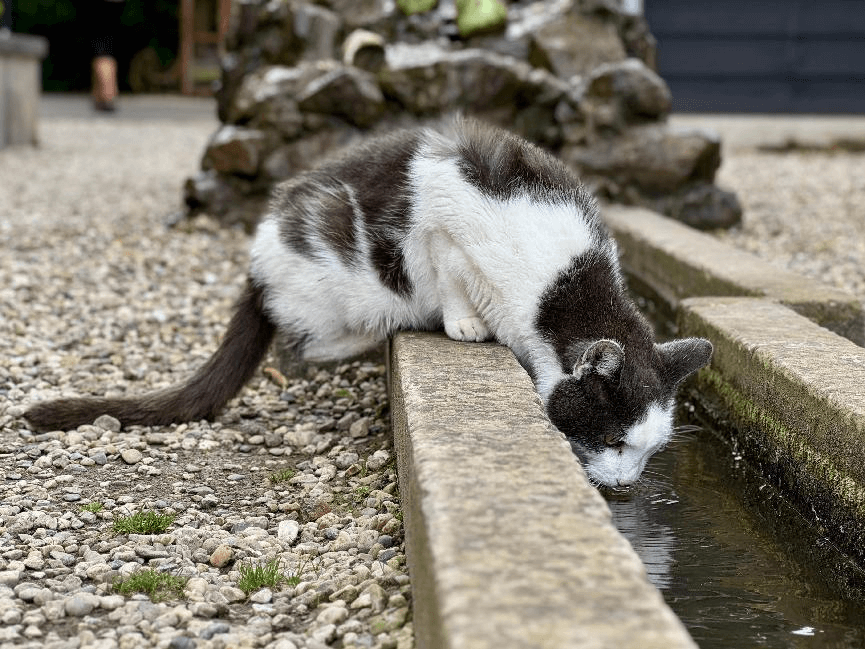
0;31;49;148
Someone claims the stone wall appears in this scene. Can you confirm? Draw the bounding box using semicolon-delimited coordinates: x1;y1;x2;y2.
183;0;741;230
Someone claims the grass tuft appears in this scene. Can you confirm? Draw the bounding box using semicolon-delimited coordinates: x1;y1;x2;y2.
237;558;285;594
112;511;176;535
79;502;103;513
269;468;296;484
113;568;188;602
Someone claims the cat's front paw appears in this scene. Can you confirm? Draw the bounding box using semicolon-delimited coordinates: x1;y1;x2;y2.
445;317;491;342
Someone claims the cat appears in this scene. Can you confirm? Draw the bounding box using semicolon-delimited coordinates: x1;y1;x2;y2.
24;118;712;488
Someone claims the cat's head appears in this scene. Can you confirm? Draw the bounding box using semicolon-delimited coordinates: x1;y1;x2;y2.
547;337;713;488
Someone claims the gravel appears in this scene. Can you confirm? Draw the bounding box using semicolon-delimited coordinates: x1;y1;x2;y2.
673;116;865;303
0;104;411;649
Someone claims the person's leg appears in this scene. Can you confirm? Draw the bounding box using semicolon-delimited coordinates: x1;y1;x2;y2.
92;55;118;109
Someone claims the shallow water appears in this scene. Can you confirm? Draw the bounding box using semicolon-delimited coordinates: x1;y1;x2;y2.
606;411;865;649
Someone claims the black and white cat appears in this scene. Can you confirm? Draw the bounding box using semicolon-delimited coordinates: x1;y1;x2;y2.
25;118;712;488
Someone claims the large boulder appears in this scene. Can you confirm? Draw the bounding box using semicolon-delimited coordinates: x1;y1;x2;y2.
296;65;386;127
562;123;722;194
202;125;270;176
579;58;672;131
189;0;740;231
529;13;626;80
379;43;567;115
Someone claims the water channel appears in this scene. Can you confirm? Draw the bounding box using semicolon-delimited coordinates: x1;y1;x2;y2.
606;406;865;649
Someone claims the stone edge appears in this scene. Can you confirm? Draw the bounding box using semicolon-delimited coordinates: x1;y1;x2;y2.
603;203;865;346
389;332;697;649
677;296;865;566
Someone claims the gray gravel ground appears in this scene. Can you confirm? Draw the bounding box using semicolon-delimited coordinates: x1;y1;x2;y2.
670;114;865;302
0;100;411;649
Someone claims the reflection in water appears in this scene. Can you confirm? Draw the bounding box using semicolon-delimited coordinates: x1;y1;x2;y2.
605;423;865;649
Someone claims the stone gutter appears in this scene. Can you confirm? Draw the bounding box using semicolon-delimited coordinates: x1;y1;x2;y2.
387;204;865;646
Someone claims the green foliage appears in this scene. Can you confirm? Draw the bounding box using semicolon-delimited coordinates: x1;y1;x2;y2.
112;511;176;535
114;569;188;602
397;0;438;15
456;0;508;37
79;502;104;514
237;558;285;594
15;0;76;25
269;468;296;484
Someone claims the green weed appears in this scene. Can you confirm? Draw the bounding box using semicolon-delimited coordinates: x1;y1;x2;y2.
113;569;188;602
112;511;176;535
237;558;285;594
269;468;296;484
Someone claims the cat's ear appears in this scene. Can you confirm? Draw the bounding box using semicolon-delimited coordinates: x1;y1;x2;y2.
655;338;713;388
574;339;624;382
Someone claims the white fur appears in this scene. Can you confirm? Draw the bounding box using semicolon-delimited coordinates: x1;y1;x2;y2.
405;142;601;397
250;218;440;360
583;402;674;487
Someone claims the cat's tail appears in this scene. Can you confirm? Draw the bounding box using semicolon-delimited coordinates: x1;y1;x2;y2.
24;278;277;432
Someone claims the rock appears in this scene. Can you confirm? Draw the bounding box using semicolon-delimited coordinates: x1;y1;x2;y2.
293;3;342;62
366;450;391;472
349;417;370;438
581;58;672;127
227;63;325;124
649;182;743;230
381;44;559;116
249;587;273;604
209;544;234;568
562;123;722;194
93;414;121;432
529;14;626;80
316;602;349;625
278;519;301;544
202;126;269;176
296;66;386;128
120;448;143;465
342;29;386;73
335;451;360;469
64;593;99;617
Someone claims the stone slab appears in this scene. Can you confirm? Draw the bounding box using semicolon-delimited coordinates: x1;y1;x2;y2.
389;331;696;649
678;297;865;564
603;203;865;346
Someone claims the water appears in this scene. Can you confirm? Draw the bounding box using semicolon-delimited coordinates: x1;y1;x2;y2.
606;411;865;649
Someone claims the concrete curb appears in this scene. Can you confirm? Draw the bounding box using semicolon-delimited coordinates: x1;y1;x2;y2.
390;332;696;649
603;203;865;346
677;297;865;565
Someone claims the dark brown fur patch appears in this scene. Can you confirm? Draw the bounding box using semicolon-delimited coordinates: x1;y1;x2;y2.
271;129;421;297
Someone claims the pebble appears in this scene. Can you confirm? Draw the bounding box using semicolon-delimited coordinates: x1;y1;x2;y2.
209;545;234;568
64;593;98;617
277;520;300;543
0;112;412;649
121;449;143;465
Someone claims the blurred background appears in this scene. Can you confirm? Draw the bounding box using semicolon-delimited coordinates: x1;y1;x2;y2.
2;0;863;110
0;0;226;95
